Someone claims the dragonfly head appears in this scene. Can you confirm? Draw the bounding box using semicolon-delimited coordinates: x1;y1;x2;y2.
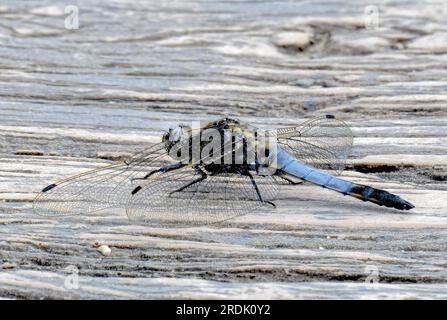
162;124;191;152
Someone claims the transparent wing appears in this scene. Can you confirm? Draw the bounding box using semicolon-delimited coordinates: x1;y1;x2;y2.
34;123;281;225
126;165;279;227
127;129;279;227
269;115;353;173
33;142;169;217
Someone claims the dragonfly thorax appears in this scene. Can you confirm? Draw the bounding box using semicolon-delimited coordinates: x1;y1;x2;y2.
161;118;278;170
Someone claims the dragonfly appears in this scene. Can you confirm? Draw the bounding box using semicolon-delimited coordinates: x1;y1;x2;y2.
33;115;414;226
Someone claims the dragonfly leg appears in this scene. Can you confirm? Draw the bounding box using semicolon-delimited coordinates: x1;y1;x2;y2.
169;168;207;196
132;162;185;182
131;162;186;195
246;171;276;207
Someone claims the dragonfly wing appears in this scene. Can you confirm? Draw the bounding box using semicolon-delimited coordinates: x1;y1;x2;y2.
126;166;279;227
270;115;353;173
33;142;169;217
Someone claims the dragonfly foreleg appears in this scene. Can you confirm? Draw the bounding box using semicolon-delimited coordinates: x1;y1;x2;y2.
132;162;185;182
131;162;186;195
245;171;276;207
168;167;207;196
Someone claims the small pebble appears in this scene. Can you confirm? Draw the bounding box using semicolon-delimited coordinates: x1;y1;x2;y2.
97;245;112;256
1;262;17;269
272;31;313;51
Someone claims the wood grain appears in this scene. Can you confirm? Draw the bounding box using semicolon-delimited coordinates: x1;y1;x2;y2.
0;0;446;299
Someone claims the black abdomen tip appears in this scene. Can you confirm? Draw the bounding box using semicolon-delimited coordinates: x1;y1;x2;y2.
395;198;415;210
350;184;415;211
380;192;415;210
42;184;57;192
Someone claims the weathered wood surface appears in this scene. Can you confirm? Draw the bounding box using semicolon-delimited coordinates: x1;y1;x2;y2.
0;0;447;299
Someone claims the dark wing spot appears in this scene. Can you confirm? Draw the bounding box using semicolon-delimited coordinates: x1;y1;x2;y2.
326;114;335;119
42;184;57;192
131;186;142;195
